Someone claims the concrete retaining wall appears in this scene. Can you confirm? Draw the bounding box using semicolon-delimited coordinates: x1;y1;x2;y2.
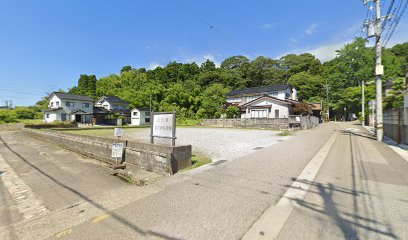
203;116;319;130
0;123;24;131
22;129;191;175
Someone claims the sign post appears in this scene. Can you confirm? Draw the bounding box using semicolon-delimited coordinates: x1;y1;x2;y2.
150;111;176;146
113;128;124;165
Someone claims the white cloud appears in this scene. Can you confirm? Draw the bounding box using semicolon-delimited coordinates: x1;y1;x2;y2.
290;38;298;44
259;23;277;30
278;40;346;62
148;62;162;70
181;53;221;67
305;23;319;36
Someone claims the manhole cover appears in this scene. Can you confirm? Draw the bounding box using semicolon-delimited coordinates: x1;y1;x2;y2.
252;147;264;150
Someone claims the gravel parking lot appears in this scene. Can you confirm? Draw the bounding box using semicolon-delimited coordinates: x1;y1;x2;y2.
66;127;292;162
121;127;292;162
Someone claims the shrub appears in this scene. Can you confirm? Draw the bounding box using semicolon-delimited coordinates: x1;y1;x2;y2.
226;106;240;118
0;110;17;123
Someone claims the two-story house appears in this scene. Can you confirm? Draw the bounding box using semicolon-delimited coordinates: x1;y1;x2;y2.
95;95;130;111
226;84;298;119
94;95;131;125
43;92;94;123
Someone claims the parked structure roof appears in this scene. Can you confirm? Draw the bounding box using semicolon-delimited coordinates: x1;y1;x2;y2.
98;95;129;105
227;84;291;97
51;92;94;102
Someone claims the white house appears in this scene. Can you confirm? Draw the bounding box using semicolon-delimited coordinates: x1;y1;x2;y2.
240;95;293;118
43;92;94;123
94;95;131;125
95;95;130;111
131;107;150;126
225;84;298;119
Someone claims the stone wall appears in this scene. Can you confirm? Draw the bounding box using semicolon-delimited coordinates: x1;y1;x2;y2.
22;129;191;175
203;116;319;130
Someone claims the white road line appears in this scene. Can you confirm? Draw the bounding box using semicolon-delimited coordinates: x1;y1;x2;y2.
0;153;49;220
242;132;338;240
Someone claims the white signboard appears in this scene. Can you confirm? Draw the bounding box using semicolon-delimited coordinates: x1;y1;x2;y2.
295;116;301;122
111;143;124;158
114;128;123;138
152;113;174;138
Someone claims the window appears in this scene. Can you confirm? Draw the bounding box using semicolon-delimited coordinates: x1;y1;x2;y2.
145;117;150;123
145;112;150;117
133;112;138;116
56;101;60;107
66;102;75;107
275;109;280;118
82;103;90;108
46;114;50;118
113;105;119;110
50;102;54;107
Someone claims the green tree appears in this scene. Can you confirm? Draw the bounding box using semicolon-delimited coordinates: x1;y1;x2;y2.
14;107;36;119
120;65;133;73
280;53;322;77
384;77;405;109
225;106;240;118
221;55;249;70
288;72;324;101
197;84;230;118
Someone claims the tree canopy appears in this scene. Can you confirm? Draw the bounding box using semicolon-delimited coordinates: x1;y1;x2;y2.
29;38;408;120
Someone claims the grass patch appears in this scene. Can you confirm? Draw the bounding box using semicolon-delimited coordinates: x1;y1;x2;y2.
183;154;212;171
176;118;202;126
63;129;115;137
17;119;44;125
278;130;292;136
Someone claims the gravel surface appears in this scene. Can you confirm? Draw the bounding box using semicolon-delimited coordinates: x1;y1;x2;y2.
122;127;292;161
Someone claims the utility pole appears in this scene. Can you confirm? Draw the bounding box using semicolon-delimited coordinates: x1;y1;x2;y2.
325;79;330;122
362;80;365;126
149;93;152;113
374;0;384;141
364;0;385;141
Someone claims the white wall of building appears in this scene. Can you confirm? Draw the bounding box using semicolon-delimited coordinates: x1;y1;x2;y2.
241;99;290;119
131;109;150;125
45;94;94;123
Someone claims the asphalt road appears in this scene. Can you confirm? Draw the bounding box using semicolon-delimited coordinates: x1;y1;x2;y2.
277;122;408;240
2;123;406;240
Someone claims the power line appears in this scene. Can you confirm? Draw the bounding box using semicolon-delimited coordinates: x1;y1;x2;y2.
169;0;255;58
383;0;408;47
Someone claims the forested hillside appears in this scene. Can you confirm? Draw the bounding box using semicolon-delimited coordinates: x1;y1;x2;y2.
45;38;408;119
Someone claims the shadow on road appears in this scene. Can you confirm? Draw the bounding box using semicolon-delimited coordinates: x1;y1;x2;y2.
283;179;398;240
280;127;399;240
0;134;180;240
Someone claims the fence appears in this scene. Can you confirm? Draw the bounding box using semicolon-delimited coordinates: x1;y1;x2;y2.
383;108;408;144
203;115;319;130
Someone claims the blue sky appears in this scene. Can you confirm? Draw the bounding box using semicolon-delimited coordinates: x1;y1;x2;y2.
0;0;407;106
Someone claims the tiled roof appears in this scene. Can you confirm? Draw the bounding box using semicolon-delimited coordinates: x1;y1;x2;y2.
227;84;291;96
100;95;129;105
52;92;94;101
241;95;291;107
